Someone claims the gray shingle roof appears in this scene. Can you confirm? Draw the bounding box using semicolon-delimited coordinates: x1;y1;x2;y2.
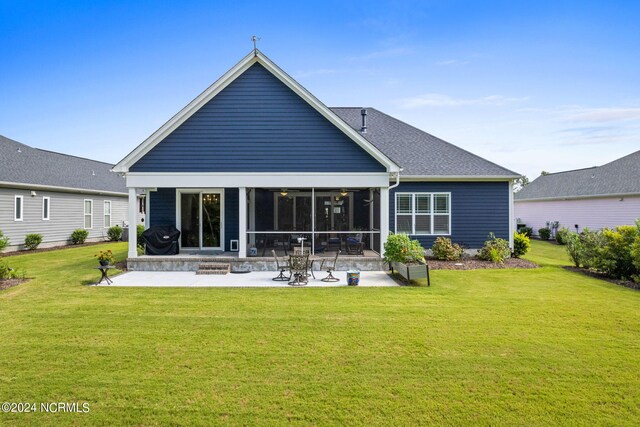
515;150;640;200
0;135;127;194
331;107;520;177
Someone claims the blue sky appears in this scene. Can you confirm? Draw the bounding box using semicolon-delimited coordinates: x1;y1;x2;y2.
2;1;639;180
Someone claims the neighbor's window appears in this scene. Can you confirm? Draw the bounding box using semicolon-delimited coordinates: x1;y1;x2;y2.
395;193;450;235
84;199;93;229
15;195;23;221
103;200;111;228
42;197;50;220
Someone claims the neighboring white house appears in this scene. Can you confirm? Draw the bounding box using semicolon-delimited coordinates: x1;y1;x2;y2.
0;135;145;251
514;150;640;234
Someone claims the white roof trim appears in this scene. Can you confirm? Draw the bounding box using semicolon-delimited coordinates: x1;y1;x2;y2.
400;175;520;182
0;180;127;197
515;192;640;202
113;49;400;173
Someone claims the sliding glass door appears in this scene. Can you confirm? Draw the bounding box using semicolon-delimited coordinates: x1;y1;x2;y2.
179;191;223;250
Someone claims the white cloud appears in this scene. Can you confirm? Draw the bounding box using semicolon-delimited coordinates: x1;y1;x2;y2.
398;93;529;109
435;59;469;66
293;68;339;79
348;47;413;61
563;107;640;123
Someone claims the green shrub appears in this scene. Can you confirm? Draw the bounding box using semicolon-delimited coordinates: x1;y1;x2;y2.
592;225;639;279
70;229;89;244
24;234;42;250
518;226;533;238
513;232;531;258
107;225;123;241
538;227;551;240
0;260;24;279
478;233;511;264
0;229;9;253
431;237;463;260
578;228;606;269
137;224;145;243
564;232;584;267
383;234;425;264
555;227;571;245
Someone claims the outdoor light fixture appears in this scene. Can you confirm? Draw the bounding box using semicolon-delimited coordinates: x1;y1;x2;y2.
280;189;288;197
340;189;348;196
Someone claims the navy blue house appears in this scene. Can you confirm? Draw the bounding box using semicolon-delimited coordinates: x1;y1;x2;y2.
114;50;519;261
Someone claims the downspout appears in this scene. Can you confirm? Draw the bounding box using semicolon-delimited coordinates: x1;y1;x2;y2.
388;170;401;191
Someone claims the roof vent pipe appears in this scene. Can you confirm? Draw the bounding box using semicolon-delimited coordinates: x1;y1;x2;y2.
360;108;367;133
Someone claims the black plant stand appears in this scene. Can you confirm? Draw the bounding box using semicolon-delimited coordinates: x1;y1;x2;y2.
94;266;115;285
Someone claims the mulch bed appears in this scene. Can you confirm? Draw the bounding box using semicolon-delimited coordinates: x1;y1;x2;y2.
0;241;110;257
426;256;538;270
563;266;640;290
0;278;29;291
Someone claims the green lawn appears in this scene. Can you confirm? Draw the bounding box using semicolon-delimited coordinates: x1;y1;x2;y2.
1;241;639;426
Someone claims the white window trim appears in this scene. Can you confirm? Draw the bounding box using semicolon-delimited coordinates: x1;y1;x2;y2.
394;192;451;236
42;196;50;221
14;195;23;221
103;200;112;228
84;199;93;229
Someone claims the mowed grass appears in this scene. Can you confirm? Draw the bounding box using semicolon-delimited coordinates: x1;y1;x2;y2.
1;241;639;426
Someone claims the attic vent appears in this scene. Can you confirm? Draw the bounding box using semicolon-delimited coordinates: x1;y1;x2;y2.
360;108;367;133
17;148;21;153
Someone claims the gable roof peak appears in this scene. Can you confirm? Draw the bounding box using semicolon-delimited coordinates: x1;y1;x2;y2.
113;51;399;173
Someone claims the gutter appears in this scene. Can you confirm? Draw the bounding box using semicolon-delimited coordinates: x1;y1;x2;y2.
0;181;128;197
515;192;640;202
389;170;402;190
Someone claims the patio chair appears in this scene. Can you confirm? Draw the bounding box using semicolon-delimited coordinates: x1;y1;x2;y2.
293;247;314;278
272;250;290;281
345;237;365;255
320;250;340;282
288;254;309;286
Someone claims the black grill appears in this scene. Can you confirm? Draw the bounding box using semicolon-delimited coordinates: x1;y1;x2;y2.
141;225;181;255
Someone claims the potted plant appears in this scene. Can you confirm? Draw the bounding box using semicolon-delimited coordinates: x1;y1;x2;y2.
383;234;430;284
95;250;115;266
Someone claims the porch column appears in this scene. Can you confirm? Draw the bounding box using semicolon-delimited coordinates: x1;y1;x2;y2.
508;180;514;250
128;187;137;258
380;187;389;255
238;187;247;259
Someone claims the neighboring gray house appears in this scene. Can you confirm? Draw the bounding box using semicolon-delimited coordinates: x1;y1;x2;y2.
0;135;145;251
515;150;640;233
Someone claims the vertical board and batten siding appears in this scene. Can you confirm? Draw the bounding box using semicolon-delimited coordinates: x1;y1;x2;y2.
390;182;510;249
515;196;640;234
129;63;385;173
0;187;127;250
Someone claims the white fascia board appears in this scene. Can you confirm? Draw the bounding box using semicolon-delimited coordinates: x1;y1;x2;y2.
0;181;127;197
400;175;520;182
515;192;640;202
113;49;399;173
125;172;390;189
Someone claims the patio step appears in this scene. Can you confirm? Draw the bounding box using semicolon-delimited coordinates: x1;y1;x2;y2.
196;263;230;275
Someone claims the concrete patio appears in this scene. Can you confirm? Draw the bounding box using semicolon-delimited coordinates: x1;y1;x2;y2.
104;270;399;288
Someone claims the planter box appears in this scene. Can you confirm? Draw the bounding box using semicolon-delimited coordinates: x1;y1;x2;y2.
391;261;430;285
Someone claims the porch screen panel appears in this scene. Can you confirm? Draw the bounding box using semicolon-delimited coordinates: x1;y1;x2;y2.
315;196;331;231
277;196;294;230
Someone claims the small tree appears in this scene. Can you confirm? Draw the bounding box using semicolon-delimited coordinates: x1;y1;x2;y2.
513;176;529;193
